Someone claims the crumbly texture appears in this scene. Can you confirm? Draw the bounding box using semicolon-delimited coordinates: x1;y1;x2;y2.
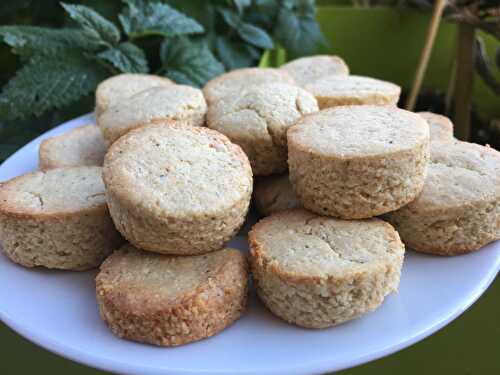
279;55;349;86
249;209;404;328
39;124;107;169
103;123;253;255
96;245;248;347
207;83;318;176
203;68;295;104
97;85;207;146
418;112;454;142
288;106;430;219
304;75;401;109
0;167;123;270
254;174;301;216
95;73;173;116
384;141;500;255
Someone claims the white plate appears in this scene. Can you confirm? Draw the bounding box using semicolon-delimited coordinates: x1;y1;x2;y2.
0;113;499;375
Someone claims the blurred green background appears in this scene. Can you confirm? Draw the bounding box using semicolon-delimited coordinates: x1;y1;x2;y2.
0;3;499;375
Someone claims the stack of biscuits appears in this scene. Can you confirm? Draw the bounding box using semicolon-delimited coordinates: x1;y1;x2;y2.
0;56;499;346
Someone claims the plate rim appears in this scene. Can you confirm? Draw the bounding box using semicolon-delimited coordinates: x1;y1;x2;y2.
0;112;499;375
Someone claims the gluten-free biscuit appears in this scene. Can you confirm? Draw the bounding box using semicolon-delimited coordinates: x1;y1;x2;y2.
103;123;252;255
203;68;295;104
207;82;318;176
304;75;401;109
280;55;349;86
0;167;123;270
249;209;404;328
96;245;248;346
418;112;454;142
288;105;429;219
97;85;206;145
39;124;107;169
95;73;173;116
384;141;500;255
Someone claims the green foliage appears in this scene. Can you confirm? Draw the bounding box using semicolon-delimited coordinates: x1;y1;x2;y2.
119;0;204;38
0;0;327;132
98;41;148;73
160;37;224;87
61;3;120;46
0;53;107;120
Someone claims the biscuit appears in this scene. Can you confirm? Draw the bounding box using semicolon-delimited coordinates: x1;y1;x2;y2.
304;75;401;109
249;209;404;328
288;105;430;219
418;112;454;142
97;85;206;145
254;174;301;216
103;123;253;255
203;68;295;104
280;55;349;86
95;73;173;116
384;141;500;255
0;167;123;270
207;82;318;176
96;245;248;346
39;124;107;169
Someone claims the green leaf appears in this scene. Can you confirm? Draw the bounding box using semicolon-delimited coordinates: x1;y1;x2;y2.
0;26;100;57
219;8;241;29
275;0;327;58
0;53;108;120
238;22;273;49
61;3;120;46
234;0;251;14
98;42;148;73
160;37;224;87
218;8;273;49
215;35;260;70
119;0;203;38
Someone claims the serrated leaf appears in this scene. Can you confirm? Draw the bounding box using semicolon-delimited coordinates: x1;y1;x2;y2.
160;37;224;87
98;42;148;73
215;35;260;70
275;3;327;58
61;3;120;46
238;22;273;49
0;54;108;120
0;26;100;57
119;0;203;38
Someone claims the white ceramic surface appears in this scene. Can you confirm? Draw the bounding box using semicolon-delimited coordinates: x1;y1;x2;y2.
0;113;499;375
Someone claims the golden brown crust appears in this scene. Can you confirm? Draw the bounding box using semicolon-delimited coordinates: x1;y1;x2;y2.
96;246;248;346
248;209;404;328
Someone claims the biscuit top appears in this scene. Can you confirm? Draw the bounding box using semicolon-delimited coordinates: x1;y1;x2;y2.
103;123;252;216
40;124;107;168
404;141;500;212
304;75;400;102
280;55;349;86
288;105;429;158
207;83;318;147
0;166;106;215
98;85;206;137
97;245;243;303
250;209;404;278
418;112;454;142
203;68;295;103
95;73;173;114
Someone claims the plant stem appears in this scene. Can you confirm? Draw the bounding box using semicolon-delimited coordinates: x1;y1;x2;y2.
405;0;446;111
453;23;476;141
